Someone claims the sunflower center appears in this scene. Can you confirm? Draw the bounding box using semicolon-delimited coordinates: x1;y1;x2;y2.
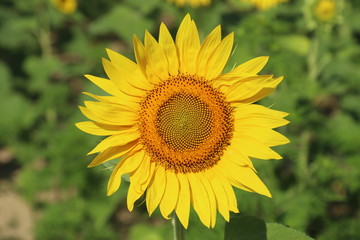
156;93;212;151
139;74;233;174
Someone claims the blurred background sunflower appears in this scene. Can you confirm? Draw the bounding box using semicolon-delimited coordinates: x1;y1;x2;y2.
51;0;77;14
315;0;336;22
168;0;211;7
241;0;287;10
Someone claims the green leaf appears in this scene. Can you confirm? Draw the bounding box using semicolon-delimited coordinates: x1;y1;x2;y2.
225;214;314;240
187;212;225;240
224;214;266;240
266;223;314;240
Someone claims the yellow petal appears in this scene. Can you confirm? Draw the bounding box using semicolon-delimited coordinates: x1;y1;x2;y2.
132;34;161;85
159;171;179;219
79;106;110;125
88;142;140;167
206;169;230;222
235;125;290;147
240;76;283;103
139;161;156;192
136;154;152;189
127;182;143;212
83;101;138;126
214;56;270;88
231;56;269;75
81;88;139;110
107;150;144;196
82;92;117;103
84;99;136;112
198;172;217;228
204;32;234;80
78;106;100;123
175;173;191;229
231;136;282;160
84;74;122;97
133;35;146;70
127;151;146;211
188;173;211;228
106;48;152;91
159;23;179;76
87;129;140;155
234;104;289;128
129;159;156;211
76;121;129;136
214;73;256;89
144;31;169;81
176;14;200;74
102;58;146;97
146;166;166;215
218;161;272;198
82;92;140;112
222;144;255;169
106;48;136;71
224;75;275;102
218;165;254;193
213;167;239;213
196;25;222;77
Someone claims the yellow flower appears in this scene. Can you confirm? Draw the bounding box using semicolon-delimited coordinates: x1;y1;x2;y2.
51;0;77;14
168;0;211;7
76;14;289;228
243;0;287;10
315;0;336;22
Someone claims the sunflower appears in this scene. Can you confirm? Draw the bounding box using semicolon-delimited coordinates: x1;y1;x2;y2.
315;0;336;22
168;0;211;7
51;0;77;14
242;0;287;10
76;14;289;228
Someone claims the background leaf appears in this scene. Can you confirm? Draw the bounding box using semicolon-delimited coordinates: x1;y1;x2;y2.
266;223;314;240
224;214;267;240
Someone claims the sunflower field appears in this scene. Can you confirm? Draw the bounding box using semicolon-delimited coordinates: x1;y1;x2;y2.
0;0;359;239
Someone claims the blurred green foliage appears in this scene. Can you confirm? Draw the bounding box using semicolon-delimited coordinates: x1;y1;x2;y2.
0;0;359;239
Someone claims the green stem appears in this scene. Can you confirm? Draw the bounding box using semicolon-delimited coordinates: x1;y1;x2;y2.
172;213;185;240
307;35;319;83
35;0;52;58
